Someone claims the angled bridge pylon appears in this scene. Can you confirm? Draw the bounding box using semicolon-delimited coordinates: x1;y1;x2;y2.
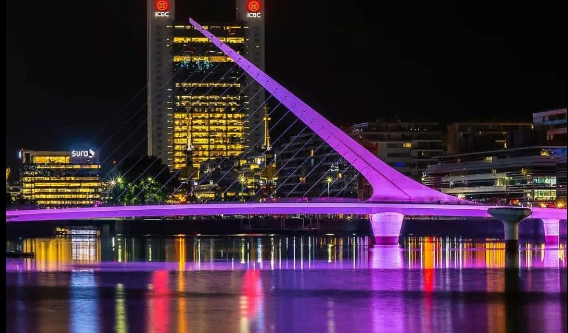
189;18;459;204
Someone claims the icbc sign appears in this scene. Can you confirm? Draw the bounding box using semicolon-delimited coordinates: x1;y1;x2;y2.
246;0;262;18
154;0;170;17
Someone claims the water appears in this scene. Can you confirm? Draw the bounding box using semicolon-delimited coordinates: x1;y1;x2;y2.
6;235;568;333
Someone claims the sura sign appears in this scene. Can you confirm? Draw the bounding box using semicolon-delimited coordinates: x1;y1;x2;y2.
71;149;96;158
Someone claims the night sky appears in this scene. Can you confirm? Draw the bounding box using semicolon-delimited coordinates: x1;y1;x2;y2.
6;0;567;171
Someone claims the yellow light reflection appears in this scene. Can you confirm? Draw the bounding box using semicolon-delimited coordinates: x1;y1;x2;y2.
485;241;505;269
176;237;186;271
24;238;72;271
559;244;566;262
115;283;128;333
177;270;187;333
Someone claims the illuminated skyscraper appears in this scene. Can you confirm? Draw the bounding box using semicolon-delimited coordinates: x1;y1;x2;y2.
147;0;266;175
172;25;246;174
147;0;175;167
236;0;266;150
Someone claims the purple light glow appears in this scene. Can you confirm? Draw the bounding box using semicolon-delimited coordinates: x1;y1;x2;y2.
187;18;459;204
5;202;566;222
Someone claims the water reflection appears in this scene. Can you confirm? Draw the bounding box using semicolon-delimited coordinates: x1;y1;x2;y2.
70;270;98;333
6;236;567;272
401;237;567;270
5;236;568;333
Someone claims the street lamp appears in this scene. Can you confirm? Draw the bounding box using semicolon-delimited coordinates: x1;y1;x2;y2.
239;176;246;201
326;176;333;197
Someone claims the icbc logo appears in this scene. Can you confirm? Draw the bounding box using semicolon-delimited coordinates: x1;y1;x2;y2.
247;0;261;12
246;0;262;18
154;0;170;17
155;0;169;11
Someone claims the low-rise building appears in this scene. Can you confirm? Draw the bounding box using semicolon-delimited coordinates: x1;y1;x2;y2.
533;108;567;144
422;146;567;207
350;121;444;180
446;122;535;154
19;149;102;207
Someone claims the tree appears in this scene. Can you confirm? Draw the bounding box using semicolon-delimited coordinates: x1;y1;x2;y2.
107;156;179;205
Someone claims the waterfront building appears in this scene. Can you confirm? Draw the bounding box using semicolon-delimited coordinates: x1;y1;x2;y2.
533;108;567;144
422;146;567;207
19;149;102;207
350;121;444;180
446;122;534;155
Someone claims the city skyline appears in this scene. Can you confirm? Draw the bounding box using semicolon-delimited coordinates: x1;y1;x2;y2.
6;2;567;331
6;0;567;171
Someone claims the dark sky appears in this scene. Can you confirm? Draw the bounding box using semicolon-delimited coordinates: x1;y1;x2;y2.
6;0;567;171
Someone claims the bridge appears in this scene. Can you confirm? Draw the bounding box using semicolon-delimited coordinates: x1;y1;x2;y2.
6;19;567;245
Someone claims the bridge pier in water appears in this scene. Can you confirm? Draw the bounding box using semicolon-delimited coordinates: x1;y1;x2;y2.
542;218;561;244
488;207;532;268
369;212;404;245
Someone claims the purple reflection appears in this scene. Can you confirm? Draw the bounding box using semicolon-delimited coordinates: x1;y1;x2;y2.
5;237;567;333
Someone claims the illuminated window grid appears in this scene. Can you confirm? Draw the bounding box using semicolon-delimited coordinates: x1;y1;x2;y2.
22;176;99;182
35;165;100;169
21;164;102;207
175;82;241;88
172;25;242;30
32;156;70;164
173;55;234;63
176;95;241;101
36;200;95;206
173;37;244;44
176;101;240;108
173;111;245;170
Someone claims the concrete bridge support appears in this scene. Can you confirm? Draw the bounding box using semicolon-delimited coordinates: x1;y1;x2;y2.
488;207;532;269
369;212;404;245
542;218;561;244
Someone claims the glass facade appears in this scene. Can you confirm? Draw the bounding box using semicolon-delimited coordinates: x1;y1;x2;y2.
171;25;246;175
20;150;101;208
422;146;567;207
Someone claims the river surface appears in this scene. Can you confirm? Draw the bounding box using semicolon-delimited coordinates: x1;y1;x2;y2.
5;235;568;333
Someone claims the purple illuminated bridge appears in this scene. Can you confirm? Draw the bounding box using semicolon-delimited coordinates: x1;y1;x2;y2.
6;19;567;244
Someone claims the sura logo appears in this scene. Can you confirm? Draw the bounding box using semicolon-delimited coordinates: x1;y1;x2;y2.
72;149;96;158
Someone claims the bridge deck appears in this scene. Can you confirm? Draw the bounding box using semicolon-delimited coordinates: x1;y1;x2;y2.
6;203;566;222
